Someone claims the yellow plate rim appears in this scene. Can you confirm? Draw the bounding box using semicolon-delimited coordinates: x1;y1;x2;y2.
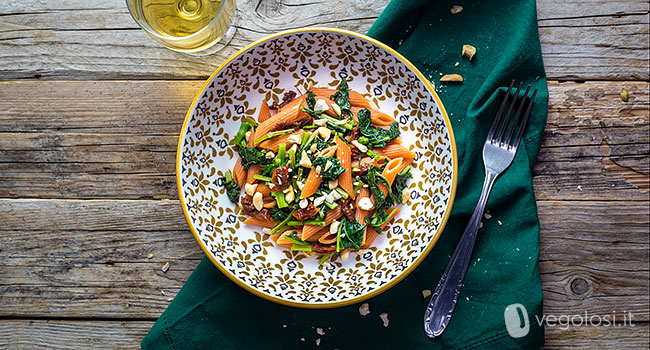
176;26;458;309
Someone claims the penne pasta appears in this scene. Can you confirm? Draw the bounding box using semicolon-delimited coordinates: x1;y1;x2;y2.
227;79;415;260
335;136;355;198
300;146;338;199
361;208;400;248
304;228;327;242
356;187;371;244
302;206;342;241
258;130;302;152
378;158;403;197
233;157;247;187
244;217;275;228
300;168;322;199
370;110;395;126
311;87;371;109
253;95;308;143
246;165;261;184
372;143;415;161
258;100;272;122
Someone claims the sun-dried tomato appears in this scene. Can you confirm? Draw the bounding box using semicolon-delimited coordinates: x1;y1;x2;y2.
241;196;271;220
340;198;356;222
312;243;337;254
293;204;319;221
269;91;298;110
271;166;289;192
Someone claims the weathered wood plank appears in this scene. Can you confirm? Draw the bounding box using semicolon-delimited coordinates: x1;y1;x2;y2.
0;320;647;349
1;80;647;200
0;320;154;349
543;324;650;349
0;199;647;320
0;0;647;80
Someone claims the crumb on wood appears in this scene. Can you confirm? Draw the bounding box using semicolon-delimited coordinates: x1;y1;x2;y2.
161;262;170;273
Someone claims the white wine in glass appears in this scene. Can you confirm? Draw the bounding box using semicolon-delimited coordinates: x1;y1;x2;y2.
126;0;236;56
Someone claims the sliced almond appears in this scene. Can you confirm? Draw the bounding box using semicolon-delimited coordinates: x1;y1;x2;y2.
440;74;463;83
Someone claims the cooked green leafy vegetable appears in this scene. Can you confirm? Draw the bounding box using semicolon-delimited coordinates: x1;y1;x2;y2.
390;167;413;205
330;78;352;118
357;109;400;148
233;117;257;147
270;206;293;222
306;91;316;110
366;166;413;231
336;218;366;251
362;166;391;208
312;157;345;180
238;147;272;170
286;231;312;251
223;170;240;203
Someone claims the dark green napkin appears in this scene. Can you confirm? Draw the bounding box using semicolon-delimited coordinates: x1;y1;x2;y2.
142;0;548;348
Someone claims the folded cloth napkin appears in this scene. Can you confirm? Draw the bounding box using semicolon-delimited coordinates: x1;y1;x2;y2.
142;0;548;348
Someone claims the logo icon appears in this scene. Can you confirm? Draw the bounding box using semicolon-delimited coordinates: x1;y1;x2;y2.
504;303;530;338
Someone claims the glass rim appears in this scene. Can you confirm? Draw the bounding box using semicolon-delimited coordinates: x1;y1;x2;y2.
125;0;233;43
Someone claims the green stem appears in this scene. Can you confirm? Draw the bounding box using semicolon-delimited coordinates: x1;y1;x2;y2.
253;174;272;182
254;129;294;145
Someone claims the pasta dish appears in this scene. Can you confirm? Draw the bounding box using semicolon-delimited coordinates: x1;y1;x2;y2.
223;79;415;263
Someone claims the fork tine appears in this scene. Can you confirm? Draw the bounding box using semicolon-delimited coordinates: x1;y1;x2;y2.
494;82;522;143
503;85;531;146
486;80;515;141
511;88;538;150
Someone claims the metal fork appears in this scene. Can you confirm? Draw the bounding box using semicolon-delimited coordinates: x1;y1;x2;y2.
423;81;538;338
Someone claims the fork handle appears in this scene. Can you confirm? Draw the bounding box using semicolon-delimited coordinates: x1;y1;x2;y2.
423;170;498;338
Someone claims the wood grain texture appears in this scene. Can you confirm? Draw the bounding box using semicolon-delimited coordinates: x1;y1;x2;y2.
0;320;154;349
0;320;647;349
0;0;648;81
543;324;650;349
1;80;647;200
0;199;647;320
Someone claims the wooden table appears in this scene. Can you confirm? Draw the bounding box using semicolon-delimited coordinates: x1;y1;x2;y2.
1;0;648;348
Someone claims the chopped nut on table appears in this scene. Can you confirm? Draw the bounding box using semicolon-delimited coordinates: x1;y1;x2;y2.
316;327;325;335
440;74;463;83
450;5;463;14
359;303;371;316
422;289;432;298
462;44;477;60
147;253;154;259
379;313;390;327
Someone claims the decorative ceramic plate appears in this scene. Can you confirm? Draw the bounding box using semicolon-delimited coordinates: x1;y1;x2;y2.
177;27;457;308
